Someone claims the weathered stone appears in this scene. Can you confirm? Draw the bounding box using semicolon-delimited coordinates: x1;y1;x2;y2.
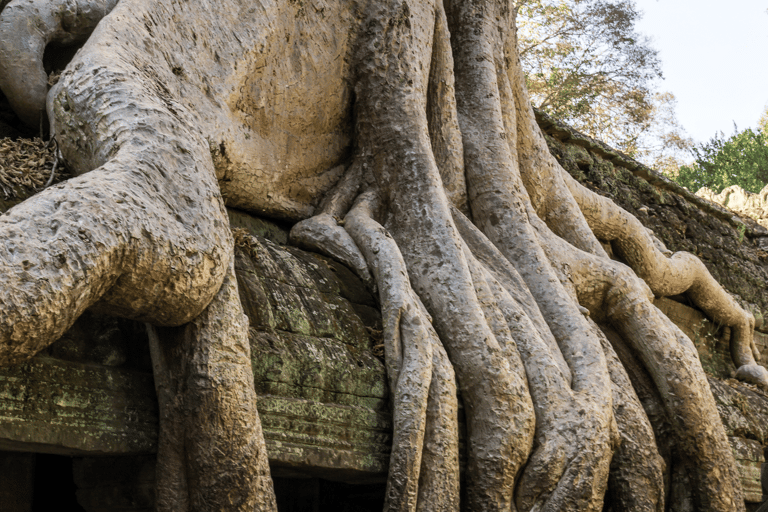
698;185;768;231
260;396;390;480
730;436;765;503
0;356;158;455
0;230;389;482
228;208;289;245
709;377;768;445
755;331;768;364
654;297;736;378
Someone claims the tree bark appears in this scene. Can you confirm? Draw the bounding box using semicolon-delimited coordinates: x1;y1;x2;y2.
148;259;277;511
0;0;757;509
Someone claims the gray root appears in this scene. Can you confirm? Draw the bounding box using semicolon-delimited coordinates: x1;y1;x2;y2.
345;191;460;511
503;16;763;390
354;0;536;506
0;0;119;127
289;212;374;291
148;259;277;511
0;0;757;509
562;172;767;387
598;327;665;512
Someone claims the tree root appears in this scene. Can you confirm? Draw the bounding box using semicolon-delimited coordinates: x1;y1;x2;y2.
354;1;538;506
533;221;746;510
147;259;277;511
504;8;764;390
289;212;374;291
562;172;767;386
0;0;119;127
0;0;758;508
598;327;665;512
345;192;460;511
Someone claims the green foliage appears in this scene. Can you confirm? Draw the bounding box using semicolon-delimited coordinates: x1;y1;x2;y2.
672;124;768;194
517;0;692;169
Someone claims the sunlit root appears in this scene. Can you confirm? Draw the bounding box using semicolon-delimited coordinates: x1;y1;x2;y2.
563;171;767;387
0;27;235;365
0;144;230;365
611;298;744;510
354;0;536;504
289;213;374;290
148;259;277;511
598;324;676;504
550;235;746;511
425;0;467;216
451;208;612;510
0;0;118;127
344;192;459;511
446;0;624;506
415;337;460;512
505;20;763;389
598;329;665;512
505;27;608;259
474;255;615;511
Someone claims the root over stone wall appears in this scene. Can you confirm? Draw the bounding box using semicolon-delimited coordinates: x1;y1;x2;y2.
1;103;768;509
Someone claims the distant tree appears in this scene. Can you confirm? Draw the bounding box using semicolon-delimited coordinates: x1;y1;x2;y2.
672;120;768;194
517;0;692;167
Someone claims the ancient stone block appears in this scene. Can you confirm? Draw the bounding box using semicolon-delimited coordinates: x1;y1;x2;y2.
0;232;390;484
730;436;765;503
0;357;158;456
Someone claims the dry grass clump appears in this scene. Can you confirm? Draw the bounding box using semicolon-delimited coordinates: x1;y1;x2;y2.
48;71;62;87
0;137;66;198
233;227;263;261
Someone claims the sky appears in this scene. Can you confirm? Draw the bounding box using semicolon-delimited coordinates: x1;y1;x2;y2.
632;0;768;143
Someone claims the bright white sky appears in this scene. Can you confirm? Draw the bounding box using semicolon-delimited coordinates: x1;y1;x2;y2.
632;0;768;143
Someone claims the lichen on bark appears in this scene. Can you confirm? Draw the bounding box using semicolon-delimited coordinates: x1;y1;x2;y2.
0;0;762;509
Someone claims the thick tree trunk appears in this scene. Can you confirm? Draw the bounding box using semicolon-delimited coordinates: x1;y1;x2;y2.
0;0;758;509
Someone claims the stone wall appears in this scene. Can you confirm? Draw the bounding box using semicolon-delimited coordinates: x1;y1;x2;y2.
699;184;768;230
538;110;768;507
537;110;768;336
0;210;391;510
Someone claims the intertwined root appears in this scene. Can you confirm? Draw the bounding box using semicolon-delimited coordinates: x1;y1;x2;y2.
0;0;119;127
562;172;768;387
345;192;460;511
0;0;758;508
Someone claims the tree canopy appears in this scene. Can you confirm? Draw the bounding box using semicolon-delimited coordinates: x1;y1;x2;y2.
672;119;768;194
517;0;691;168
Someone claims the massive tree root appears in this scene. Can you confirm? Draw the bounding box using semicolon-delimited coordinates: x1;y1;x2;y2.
0;0;119;128
147;261;277;511
0;0;758;509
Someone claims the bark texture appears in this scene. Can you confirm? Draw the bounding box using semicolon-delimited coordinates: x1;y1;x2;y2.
148;261;277;511
0;0;119;127
0;0;759;510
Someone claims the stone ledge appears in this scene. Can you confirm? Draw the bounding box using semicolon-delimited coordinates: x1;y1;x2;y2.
0;356;394;481
0;357;157;456
260;395;390;481
731;436;765;503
